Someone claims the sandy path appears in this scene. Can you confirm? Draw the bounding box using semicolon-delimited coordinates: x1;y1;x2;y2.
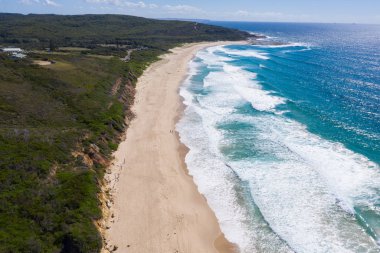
104;41;245;253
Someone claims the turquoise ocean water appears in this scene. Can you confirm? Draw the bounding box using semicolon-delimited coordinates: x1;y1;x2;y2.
177;23;380;252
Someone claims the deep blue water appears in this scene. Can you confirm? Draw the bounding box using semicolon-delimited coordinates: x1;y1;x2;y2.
209;22;380;163
177;23;380;252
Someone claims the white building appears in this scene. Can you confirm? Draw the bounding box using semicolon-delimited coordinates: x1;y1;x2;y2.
1;48;27;59
11;53;27;59
1;48;23;53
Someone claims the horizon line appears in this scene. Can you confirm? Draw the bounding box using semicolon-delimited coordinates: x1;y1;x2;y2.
1;12;380;26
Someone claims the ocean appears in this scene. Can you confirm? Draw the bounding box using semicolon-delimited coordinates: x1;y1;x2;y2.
176;22;380;252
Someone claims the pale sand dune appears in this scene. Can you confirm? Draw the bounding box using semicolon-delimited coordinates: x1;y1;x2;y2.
104;41;246;253
33;60;52;66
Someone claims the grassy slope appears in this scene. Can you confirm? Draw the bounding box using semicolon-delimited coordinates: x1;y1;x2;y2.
0;14;249;253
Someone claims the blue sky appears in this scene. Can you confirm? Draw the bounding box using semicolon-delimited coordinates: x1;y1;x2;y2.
1;0;380;24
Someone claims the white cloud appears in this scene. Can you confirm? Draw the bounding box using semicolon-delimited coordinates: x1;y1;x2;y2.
20;0;60;7
125;1;157;9
20;0;33;4
85;0;124;6
163;4;203;14
234;10;285;18
85;0;157;9
230;10;310;21
84;1;201;13
44;0;59;6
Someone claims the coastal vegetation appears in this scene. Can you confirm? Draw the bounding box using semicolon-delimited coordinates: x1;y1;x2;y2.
0;13;249;252
0;13;248;51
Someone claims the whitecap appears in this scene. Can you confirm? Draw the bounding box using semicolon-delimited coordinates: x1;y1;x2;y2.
177;44;380;253
217;46;270;60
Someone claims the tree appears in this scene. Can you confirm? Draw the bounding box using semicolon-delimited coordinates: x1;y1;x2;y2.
49;39;57;51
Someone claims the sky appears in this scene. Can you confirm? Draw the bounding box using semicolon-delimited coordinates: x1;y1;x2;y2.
1;0;380;24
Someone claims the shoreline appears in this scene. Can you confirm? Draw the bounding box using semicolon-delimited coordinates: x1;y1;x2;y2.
102;41;246;253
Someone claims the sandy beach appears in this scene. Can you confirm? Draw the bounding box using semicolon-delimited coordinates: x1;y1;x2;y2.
102;41;245;253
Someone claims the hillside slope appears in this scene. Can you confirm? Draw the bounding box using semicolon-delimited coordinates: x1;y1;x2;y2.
0;13;249;50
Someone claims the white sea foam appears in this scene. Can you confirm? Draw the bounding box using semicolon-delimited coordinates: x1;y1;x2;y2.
253;42;312;48
178;91;294;253
187;59;201;77
226;114;380;253
202;62;285;112
218;47;270;60
177;46;380;253
178;88;258;252
178;53;293;252
196;46;233;66
249;33;278;41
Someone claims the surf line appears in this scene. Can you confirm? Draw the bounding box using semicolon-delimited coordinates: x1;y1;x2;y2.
224;162;298;253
